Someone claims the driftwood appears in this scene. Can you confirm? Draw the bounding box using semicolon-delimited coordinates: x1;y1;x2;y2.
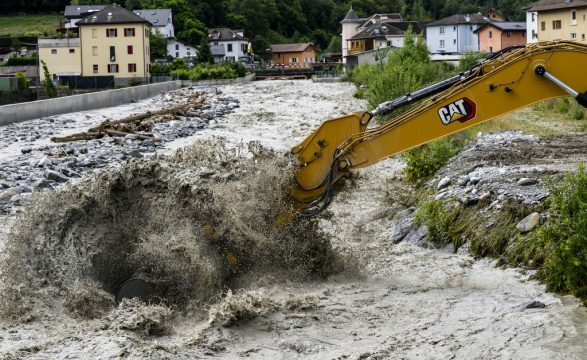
51;93;206;143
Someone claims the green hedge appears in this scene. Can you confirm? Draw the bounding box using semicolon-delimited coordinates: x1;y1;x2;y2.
171;62;247;81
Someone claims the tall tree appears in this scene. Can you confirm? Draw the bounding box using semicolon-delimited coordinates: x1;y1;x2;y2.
197;36;213;64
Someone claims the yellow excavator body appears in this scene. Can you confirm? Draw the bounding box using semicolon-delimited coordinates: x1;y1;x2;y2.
291;41;587;212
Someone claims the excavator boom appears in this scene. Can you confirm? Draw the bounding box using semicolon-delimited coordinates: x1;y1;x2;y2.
291;41;587;213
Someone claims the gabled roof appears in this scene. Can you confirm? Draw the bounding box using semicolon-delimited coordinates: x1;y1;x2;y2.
208;28;247;41
78;4;150;26
341;6;362;24
64;5;107;18
270;43;315;53
133;9;172;27
473;22;526;33
526;0;587;11
350;21;425;40
427;14;490;26
358;13;404;28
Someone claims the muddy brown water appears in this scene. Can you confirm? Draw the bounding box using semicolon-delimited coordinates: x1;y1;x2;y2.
0;80;585;359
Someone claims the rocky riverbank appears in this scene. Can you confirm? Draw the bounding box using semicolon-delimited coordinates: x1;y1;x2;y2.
0;87;239;215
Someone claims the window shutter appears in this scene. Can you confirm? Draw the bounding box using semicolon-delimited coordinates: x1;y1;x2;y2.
106;29;109;37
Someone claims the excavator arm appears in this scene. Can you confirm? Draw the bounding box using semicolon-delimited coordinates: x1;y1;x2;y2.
291;41;587;213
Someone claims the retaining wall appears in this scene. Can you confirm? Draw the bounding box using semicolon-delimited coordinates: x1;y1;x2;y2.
0;74;255;126
0;80;183;126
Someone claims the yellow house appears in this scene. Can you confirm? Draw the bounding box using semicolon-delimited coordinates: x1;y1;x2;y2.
77;4;151;77
38;38;82;77
528;0;587;42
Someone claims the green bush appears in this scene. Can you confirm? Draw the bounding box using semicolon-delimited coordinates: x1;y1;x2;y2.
15;71;29;92
531;164;587;302
4;56;36;66
171;63;241;81
533;97;586;120
403;133;469;185
457;51;486;72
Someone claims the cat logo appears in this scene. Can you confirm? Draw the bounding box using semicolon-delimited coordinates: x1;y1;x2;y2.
438;97;476;125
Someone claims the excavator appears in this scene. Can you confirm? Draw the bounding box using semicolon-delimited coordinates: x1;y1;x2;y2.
116;41;587;303
290;41;587;214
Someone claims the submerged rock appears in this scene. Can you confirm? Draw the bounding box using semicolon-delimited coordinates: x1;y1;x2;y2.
521;300;546;309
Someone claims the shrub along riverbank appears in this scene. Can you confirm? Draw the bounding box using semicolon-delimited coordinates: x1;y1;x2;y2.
349;32;587;304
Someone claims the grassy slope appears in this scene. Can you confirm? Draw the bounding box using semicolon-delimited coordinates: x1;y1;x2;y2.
0;14;63;37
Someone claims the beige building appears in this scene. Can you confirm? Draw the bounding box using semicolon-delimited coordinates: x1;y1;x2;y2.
38;38;82;77
39;4;151;80
527;0;587;42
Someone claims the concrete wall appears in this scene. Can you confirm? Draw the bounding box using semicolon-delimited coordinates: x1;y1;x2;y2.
0;80;182;125
0;75;254;125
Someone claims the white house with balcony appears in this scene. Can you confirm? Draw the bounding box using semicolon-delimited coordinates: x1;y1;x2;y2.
167;39;197;61
208;28;249;62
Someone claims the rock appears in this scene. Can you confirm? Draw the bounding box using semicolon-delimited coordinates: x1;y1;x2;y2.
479;191;491;202
10;193;32;205
435;192;448;200
33;178;54;189
516;212;540;232
45;169;69;183
457;176;470;186
463;196;479;206
0;181;11;190
21;148;33;154
437;177;451;190
469;176;481;185
37;156;52;167
198;167;216;177
389;210;416;243
521;300;546;309
517;178;538;186
0;187;22;201
128;149;144;159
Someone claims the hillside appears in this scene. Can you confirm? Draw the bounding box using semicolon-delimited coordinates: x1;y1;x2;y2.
0;14;63;37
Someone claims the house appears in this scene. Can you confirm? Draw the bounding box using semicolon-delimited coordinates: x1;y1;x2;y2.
133;9;174;38
425;14;490;55
341;8;425;70
526;0;587;42
38;38;82;77
63;5;106;30
167;39;197;61
208;28;249;62
270;43;316;66
474;22;527;53
526;10;539;43
41;4;151;80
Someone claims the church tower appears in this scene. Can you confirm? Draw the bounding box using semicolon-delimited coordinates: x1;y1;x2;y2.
340;6;362;64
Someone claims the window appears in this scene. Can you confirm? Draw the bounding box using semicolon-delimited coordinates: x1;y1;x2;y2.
93;64;98;74
92;46;98;56
541;21;546;31
572;10;577;25
439;26;444;34
440;39;445;48
145;29;149;37
227;44;233;52
69;49;75;53
92;28;97;38
127;45;133;54
583;34;586;41
453;26;456;31
453;39;456;45
175;51;179;57
489;30;493;38
571;33;577;40
553;20;562;29
489;46;493;53
128;63;136;72
51;49;57;54
290;57;298;63
175;44;179;50
107;64;119;73
241;44;247;53
532;13;536;22
106;28;117;37
532;30;537;39
124;28;135;37
506;31;512;37
110;46;116;61
187;51;190;56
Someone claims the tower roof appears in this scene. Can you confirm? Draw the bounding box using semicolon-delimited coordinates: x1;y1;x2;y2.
341;6;362;24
